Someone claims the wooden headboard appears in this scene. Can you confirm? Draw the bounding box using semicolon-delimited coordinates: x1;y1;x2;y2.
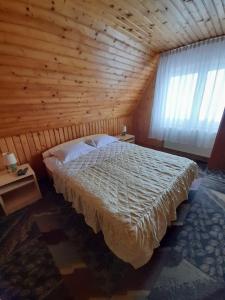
0;115;133;178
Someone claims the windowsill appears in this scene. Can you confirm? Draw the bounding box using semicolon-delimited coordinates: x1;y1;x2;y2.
136;137;208;163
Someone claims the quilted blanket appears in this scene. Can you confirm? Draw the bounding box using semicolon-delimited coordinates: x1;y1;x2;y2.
53;142;198;268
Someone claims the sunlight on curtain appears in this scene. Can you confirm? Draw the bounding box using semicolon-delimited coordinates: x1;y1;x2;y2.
149;37;225;157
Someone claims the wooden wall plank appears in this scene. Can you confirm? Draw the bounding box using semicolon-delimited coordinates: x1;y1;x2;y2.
71;126;76;139
43;130;52;148
20;134;32;161
48;129;56;146
0;0;154;138
54;129;61;145
12;135;26;164
38;131;47;151
26;133;37;156
5;137;18;161
0;116;133;177
63;127;69;141
0;138;8;169
32;132;42;153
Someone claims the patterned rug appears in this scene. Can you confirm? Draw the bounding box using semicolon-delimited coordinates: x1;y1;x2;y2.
0;209;62;300
1;165;225;299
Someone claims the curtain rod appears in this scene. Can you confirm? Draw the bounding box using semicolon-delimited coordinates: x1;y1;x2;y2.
162;35;225;55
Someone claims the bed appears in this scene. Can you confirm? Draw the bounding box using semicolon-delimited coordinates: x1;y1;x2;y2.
43;137;198;268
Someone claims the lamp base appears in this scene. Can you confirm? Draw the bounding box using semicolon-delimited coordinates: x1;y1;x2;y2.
7;163;17;173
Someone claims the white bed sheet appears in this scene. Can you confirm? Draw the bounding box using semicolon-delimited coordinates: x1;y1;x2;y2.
43;156;63;174
47;141;198;268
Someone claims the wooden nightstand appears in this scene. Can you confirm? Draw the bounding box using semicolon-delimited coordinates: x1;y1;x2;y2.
116;134;135;143
0;163;42;215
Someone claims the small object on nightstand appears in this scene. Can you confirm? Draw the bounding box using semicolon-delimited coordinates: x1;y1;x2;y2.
116;134;135;144
17;167;28;176
0;163;42;215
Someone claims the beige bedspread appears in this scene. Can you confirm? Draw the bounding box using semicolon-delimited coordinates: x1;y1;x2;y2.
52;142;198;268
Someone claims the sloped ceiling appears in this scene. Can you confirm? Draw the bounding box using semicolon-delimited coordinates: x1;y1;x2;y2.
103;0;225;52
0;0;224;136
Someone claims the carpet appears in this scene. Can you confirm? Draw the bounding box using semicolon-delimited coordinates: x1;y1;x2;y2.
34;167;225;299
0;208;62;300
1;165;225;300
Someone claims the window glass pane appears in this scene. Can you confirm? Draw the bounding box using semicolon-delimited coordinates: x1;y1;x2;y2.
199;69;225;123
165;73;198;122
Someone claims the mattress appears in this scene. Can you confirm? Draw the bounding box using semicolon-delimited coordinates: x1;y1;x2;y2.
43;156;63;174
50;141;198;268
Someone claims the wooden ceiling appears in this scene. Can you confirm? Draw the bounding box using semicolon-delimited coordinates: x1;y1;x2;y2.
96;0;225;52
0;0;224;137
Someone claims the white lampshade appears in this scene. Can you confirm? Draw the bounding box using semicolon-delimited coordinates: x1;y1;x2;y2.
3;152;17;166
122;125;127;133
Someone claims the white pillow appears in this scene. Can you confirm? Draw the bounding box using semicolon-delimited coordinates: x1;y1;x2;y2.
42;134;105;158
53;141;94;163
43;156;63;173
86;135;118;148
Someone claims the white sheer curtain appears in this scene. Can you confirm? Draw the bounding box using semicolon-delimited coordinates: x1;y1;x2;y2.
149;37;225;157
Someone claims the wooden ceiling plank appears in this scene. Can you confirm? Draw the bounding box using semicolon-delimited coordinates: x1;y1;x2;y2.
97;0;159;48
146;0;195;43
79;0;155;48
0;99;139;112
0;32;148;75
0;43;152;80
162;0;203;41
0;0;149;60
213;0;225;33
0;68;146;89
65;0;151;52
0;64;148;88
0;66;147;89
213;0;225;34
66;0;152;53
0;54;151;82
142;1;195;50
0;78;144;93
181;0;211;39
0;79;146;93
0;98;142;110
128;0;186;49
0;108;137;130
0;12;148;64
0;20;149;70
194;0;217;36
202;0;223;35
20;0;150;55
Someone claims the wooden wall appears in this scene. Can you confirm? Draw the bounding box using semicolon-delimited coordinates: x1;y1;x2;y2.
0;116;133;177
2;0;225;137
0;0;156;176
0;0;156;137
208;109;225;170
134;54;160;147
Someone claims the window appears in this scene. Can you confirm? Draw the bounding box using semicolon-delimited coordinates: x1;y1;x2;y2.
150;38;225;157
165;73;198;122
199;69;225;124
165;70;225;127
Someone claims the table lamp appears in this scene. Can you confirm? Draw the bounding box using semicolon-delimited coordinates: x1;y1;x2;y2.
121;125;127;136
2;152;17;173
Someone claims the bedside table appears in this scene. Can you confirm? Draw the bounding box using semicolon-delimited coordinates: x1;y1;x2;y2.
116;134;135;143
0;163;42;215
